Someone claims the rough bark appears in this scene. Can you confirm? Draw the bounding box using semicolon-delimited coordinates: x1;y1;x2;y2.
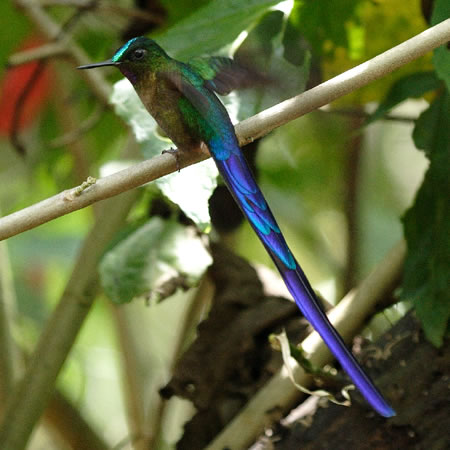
271;313;449;450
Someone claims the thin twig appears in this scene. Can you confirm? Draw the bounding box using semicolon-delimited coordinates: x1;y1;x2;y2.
14;0;111;103
324;107;417;123
343;113;364;294
39;0;164;24
148;276;215;449
49;103;104;148
45;390;109;450
1;19;449;240
110;305;148;450
7;42;67;66
205;241;406;450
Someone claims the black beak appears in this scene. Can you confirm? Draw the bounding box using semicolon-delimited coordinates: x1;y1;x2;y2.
77;59;118;70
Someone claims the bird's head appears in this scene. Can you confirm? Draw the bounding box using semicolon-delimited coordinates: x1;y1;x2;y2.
78;36;167;84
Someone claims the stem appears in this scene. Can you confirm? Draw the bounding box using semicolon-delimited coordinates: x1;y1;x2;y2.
0;239;21;411
343;114;364;294
44;390;108;450
1;19;449;241
110;304;148;450
8;42;67;66
148;275;215;449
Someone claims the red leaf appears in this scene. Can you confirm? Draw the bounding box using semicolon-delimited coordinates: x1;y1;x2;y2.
0;36;53;135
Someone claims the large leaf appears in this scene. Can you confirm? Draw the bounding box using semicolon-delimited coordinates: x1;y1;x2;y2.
233;9;310;121
323;0;429;106
431;0;450;92
284;0;365;58
155;0;281;59
401;92;450;346
99;218;212;304
155;161;218;230
159;0;209;26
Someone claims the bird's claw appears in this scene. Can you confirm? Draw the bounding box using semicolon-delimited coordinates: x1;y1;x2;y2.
162;148;181;172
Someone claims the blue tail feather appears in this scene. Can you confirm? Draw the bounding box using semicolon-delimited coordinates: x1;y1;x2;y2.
210;140;395;418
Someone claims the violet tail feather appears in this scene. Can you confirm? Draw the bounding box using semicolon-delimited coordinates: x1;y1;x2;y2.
211;141;396;418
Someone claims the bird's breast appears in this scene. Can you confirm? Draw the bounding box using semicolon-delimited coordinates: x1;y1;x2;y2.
137;77;201;150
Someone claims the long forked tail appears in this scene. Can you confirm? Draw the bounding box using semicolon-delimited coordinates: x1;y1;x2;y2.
212;143;395;418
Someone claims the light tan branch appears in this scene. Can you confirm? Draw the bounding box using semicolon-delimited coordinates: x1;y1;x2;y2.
1;18;449;242
8;42;68;66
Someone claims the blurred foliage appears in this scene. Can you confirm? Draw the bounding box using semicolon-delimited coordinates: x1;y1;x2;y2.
431;0;450;91
0;0;448;448
402;91;450;347
100;218;212;304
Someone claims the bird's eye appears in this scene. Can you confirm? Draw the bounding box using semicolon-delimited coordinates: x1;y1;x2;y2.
133;49;146;60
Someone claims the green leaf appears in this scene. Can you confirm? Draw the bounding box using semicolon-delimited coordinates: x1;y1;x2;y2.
366;72;441;124
233;9;310;120
155;0;281;59
284;0;365;59
402;92;450;346
155;161;218;231
99;218;212;304
159;0;209;26
431;0;450;92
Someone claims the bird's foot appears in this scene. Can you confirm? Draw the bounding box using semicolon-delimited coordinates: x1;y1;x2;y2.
162;148;181;172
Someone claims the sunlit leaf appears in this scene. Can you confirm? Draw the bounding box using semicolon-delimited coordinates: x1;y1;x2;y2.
100;218;212;304
155;0;281;59
284;0;365;58
234;9;310;120
156;160;218;231
323;0;429;105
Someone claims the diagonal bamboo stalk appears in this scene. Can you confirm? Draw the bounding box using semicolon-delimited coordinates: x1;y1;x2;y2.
1;19;449;241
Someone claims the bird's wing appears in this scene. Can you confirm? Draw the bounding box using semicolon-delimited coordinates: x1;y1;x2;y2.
188;56;269;95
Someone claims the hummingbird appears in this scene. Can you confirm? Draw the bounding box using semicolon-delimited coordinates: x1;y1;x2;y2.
78;36;395;418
